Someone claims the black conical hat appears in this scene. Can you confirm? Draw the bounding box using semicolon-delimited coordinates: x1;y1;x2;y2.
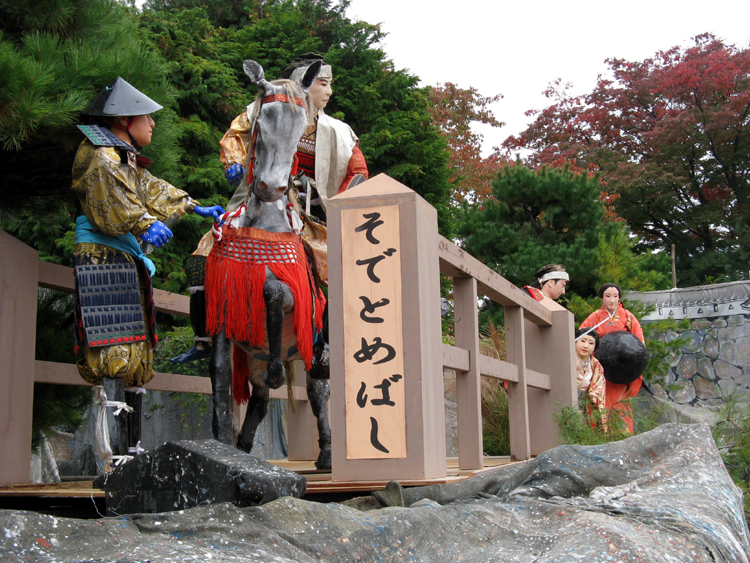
83;77;163;117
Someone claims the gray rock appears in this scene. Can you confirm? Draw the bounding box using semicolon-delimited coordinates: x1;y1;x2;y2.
734;337;750;367
715;360;743;381
718;378;740;397
677;355;698;378
681;331;703;353
729;315;746;326
671;379;696;404
719;325;745;340
694;377;719;400
697;357;717;381
94;439;306;515
719;340;736;364
4;425;748;563
649;382;668;401
712;318;728;328
703;334;720;359
665;330;680;342
691;319;713;330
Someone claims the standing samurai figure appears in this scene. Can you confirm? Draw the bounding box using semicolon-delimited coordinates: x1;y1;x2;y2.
72;77;223;389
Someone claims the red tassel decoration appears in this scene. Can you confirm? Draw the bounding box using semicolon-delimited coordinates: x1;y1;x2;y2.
205;226;325;372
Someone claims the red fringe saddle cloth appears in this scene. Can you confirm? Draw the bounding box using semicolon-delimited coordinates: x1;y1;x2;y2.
205;226;325;402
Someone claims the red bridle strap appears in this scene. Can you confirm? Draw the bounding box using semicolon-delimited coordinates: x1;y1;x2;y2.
261;93;306;108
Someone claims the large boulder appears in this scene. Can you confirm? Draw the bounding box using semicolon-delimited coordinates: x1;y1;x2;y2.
2;425;748;562
596;330;649;384
93;439;306;515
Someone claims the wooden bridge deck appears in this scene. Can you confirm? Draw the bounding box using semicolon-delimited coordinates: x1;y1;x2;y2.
0;456;519;502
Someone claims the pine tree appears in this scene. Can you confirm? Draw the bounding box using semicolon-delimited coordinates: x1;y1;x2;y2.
0;0;179;264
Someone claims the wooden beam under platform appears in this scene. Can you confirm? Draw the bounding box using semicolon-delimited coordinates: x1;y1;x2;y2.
0;457;524;514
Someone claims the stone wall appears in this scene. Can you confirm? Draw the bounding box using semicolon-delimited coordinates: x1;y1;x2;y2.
629;281;750;408
647;314;750;406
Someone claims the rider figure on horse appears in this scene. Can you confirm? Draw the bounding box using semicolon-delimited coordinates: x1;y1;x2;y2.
176;53;368;363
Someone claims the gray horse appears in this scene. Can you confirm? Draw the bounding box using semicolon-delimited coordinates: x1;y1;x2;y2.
204;60;331;470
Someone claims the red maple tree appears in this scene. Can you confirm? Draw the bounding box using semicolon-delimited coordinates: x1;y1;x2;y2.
428;82;506;202
503;33;750;285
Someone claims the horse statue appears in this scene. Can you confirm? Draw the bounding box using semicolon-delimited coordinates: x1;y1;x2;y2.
203;59;331;469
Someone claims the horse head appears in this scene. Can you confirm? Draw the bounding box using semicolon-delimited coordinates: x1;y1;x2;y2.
243;59;322;203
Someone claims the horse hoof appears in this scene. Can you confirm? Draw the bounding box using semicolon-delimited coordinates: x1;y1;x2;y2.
315;445;332;470
264;359;286;389
236;437;253;454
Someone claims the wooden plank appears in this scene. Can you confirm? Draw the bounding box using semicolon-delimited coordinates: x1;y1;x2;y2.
526;369;551;391
442;343;470;372
0;481;104;498
505;306;531;461
34;360;309;400
454;276;483;471
478;355;519;383
0;231;38;485
37;260;74;292
437;236;552;327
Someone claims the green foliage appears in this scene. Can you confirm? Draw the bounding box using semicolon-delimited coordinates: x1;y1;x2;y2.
482;381;509;456
153;325;209;377
0;0;181;268
712;392;750;519
624;302;692;385
141;0;454;237
32;289;91;452
554;399;633;446
457;161;607;298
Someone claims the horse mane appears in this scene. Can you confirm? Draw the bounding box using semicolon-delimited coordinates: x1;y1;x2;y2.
249;78;315;126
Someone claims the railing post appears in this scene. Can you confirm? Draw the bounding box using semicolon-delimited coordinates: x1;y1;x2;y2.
525;307;576;455
0;231;39;485
505;306;530;460
454;276;483;470
286;360;320;461
328;174;445;481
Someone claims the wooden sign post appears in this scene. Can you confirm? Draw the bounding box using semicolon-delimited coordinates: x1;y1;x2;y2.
327;175;446;481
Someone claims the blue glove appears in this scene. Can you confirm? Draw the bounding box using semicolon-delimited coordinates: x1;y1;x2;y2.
140;220;173;249
225;163;244;186
194;205;225;220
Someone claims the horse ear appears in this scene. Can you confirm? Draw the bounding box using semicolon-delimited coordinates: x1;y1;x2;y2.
243;60;269;88
299;60;323;92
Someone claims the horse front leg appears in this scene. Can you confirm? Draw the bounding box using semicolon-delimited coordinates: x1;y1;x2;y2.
209;329;235;445
263;271;293;389
307;377;332;470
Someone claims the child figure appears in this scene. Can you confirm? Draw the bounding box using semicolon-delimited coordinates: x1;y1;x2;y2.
575;328;607;428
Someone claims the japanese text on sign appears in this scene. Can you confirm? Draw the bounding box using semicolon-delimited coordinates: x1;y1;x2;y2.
342;206;406;459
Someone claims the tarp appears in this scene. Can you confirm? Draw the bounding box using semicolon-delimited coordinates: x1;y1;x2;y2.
1;424;748;562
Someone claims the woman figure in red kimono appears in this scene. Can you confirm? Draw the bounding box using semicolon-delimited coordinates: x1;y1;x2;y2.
580;283;644;433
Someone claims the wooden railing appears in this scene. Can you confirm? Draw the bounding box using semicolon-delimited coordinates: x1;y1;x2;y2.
438;235;576;467
2;191;576;484
0;230;312;485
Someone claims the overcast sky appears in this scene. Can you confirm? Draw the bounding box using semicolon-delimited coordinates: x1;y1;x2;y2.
344;0;750;156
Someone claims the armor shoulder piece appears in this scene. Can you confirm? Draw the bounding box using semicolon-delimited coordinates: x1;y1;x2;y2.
77;125;134;150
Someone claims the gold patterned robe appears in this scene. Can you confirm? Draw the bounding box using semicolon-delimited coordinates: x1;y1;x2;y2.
72;141;195;387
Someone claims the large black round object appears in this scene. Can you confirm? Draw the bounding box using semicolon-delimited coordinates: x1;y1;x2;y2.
595;331;648;385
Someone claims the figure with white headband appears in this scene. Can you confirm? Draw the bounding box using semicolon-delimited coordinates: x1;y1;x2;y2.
523;264;569;303
580;283;644;433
